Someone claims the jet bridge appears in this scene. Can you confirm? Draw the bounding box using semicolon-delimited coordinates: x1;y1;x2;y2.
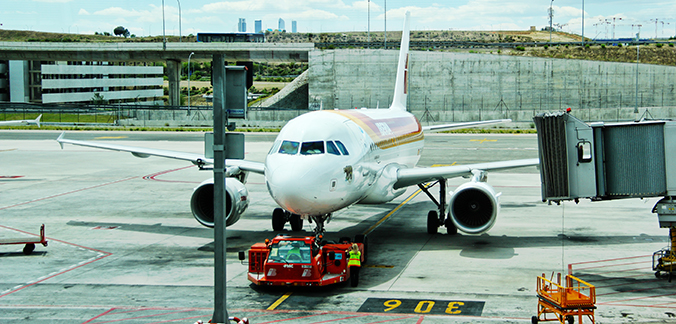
534;112;676;221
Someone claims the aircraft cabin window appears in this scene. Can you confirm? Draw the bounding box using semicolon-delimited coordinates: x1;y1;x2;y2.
326;141;341;155
301;141;325;155
279;140;299;155
335;141;349;155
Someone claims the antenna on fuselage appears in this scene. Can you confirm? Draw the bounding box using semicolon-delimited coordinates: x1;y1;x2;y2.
390;11;411;111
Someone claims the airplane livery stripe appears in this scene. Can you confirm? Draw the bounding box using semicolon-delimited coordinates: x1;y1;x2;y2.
328;110;423;149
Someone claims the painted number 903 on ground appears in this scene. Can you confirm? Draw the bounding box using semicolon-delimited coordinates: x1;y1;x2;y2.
357;298;485;316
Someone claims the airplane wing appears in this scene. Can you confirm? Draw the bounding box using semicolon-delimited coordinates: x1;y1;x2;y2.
0;114;42;127
56;132;265;174
394;158;539;189
422;119;511;132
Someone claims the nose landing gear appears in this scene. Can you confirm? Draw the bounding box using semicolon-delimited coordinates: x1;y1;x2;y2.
271;208;304;231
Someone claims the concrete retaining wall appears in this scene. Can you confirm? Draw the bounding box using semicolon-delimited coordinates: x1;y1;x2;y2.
309;49;676;122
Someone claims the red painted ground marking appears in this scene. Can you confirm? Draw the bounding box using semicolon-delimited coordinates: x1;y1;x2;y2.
415;315;425;324
366;316;415;323
0;175;24;179
0;225;112;299
142;166;199;184
0;176;137;211
85;309;203;324
257;312;329;324
311;314;366;323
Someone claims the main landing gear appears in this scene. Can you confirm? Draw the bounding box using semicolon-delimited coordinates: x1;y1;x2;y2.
272;208;303;232
419;179;457;235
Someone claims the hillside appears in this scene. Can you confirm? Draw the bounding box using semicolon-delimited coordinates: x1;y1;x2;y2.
2;29;676;66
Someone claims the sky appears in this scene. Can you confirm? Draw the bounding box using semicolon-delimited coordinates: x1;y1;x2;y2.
1;0;676;40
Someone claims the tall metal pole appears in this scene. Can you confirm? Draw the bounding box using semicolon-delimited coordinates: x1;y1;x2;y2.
367;0;370;48
162;0;166;50
177;0;181;42
635;32;640;116
549;0;554;42
384;0;387;48
187;52;194;108
211;53;228;323
581;0;584;46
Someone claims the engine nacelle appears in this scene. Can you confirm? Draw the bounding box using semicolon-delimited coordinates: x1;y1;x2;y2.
448;181;500;234
190;178;249;228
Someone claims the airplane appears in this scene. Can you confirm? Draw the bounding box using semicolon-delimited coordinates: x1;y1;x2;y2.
57;12;539;236
0;115;41;127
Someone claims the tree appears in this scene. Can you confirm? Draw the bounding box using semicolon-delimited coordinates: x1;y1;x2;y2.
114;26;130;38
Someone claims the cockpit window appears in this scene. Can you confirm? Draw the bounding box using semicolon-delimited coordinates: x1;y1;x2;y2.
267;241;312;264
335;141;349;155
279;141;299;155
326;141;340;155
301;141;324;155
268;140;281;155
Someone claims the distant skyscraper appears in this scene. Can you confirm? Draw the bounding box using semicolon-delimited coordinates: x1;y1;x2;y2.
292;21;297;33
255;20;262;33
238;18;246;32
278;18;285;31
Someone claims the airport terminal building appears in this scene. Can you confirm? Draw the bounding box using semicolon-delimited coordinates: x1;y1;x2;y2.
0;60;163;105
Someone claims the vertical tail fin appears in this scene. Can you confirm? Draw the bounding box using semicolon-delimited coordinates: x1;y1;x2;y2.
390;11;411;111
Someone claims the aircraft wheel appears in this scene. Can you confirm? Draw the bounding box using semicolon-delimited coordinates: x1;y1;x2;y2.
355;234;368;264
23;243;35;255
290;214;303;231
531;316;539;324
272;208;286;231
427;210;438;234
445;217;458;235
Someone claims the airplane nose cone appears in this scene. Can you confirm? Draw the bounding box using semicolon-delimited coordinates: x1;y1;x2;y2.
266;158;341;215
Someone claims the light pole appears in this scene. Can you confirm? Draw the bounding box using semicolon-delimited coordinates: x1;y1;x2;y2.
549;0;554;42
635;31;640;116
367;0;370;48
162;0;166;50
581;0;584;46
177;0;181;42
384;0;387;48
187;52;194;109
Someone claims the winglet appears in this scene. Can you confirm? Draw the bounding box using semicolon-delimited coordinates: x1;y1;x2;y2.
35;114;42;128
57;132;65;149
390;11;411;111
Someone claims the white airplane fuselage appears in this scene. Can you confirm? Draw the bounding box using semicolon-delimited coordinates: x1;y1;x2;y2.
265;108;424;216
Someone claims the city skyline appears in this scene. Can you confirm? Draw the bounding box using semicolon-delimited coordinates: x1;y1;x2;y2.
1;0;675;39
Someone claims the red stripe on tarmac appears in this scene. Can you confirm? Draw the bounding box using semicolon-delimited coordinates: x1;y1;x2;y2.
0;176;137;211
142;166;199;184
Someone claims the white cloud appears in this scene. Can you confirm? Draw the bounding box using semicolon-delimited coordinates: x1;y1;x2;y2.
78;8;90;15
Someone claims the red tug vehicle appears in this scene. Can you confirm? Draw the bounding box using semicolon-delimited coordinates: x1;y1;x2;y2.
240;234;367;287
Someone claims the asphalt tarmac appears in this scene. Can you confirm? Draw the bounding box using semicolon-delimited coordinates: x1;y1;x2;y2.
0;130;673;323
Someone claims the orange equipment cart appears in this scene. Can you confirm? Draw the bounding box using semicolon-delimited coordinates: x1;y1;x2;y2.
532;273;596;324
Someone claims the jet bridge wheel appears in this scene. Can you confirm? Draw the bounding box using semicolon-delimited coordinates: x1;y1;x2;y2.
272;208;286;231
427;211;439;234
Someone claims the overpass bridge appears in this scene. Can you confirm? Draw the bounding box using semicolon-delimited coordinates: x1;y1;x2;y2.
0;42;314;106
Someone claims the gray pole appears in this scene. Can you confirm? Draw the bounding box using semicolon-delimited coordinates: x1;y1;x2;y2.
367;0;370;48
635;32;640;116
581;0;584;46
384;0;387;48
212;53;228;323
188;52;194;108
162;0;166;50
549;0;554;42
177;0;181;42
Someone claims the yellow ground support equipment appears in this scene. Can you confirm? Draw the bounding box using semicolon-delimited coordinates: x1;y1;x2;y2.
532;273;596;324
653;227;676;281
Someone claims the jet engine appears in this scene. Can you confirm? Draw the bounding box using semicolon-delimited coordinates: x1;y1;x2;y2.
190;178;249;228
448;181;500;234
